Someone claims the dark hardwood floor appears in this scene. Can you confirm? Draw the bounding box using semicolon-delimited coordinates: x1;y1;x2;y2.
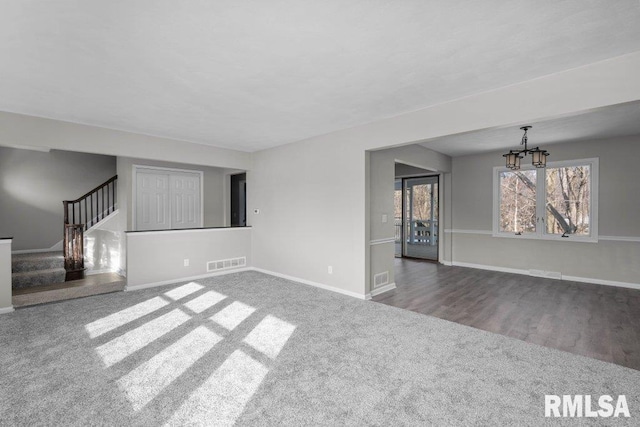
373;258;640;371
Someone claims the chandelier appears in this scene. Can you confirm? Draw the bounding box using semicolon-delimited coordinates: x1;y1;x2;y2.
502;126;549;170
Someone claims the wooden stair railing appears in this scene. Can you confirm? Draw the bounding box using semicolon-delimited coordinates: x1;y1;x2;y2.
63;175;118;281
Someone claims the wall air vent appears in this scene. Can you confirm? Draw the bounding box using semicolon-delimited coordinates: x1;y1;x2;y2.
207;256;246;272
373;271;389;288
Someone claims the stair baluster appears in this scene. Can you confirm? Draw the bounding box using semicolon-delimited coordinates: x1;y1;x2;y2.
62;175;117;281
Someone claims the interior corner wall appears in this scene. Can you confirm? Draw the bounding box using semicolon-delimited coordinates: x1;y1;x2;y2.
369;145;452;292
116;157;227;231
0;147;116;251
450;135;640;285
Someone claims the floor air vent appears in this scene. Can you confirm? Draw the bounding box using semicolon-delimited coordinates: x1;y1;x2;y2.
373;271;389;288
207;256;246;272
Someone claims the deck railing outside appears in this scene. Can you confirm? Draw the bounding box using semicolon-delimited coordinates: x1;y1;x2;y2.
395;217;438;246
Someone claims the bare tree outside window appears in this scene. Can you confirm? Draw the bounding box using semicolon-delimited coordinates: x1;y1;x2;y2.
406;184;437;222
394;189;402;219
499;170;537;233
498;164;592;237
545;165;591;235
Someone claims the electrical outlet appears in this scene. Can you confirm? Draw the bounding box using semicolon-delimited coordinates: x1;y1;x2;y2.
328;266;333;274
183;259;189;267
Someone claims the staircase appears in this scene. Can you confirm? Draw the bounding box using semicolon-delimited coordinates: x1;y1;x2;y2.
63;175;118;281
12;252;66;289
11;175;118;292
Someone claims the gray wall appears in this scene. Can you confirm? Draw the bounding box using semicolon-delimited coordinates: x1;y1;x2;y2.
450;135;640;284
126;228;252;289
0;240;11;311
369;145;451;292
250;139;369;296
0;147;116;250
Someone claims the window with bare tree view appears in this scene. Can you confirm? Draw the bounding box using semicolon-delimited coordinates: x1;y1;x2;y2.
494;159;597;240
545;165;591;235
499;170;536;234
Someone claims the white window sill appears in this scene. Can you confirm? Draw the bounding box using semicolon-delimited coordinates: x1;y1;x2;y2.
492;232;598;243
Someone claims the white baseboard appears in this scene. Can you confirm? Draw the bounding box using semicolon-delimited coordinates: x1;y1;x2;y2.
452;261;527;276
440;260;453;266
451;261;640;291
0;306;15;315
250;267;368;300
125;267;251;292
370;282;396;297
86;268;116;276
85;266;127;277
562;275;640;291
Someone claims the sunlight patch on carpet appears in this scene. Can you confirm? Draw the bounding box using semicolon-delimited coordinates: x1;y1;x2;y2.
183;290;227;314
210;301;256;331
96;309;190;367
164;282;204;301
165;350;268;427
243;315;296;359
85;296;169;339
118;326;222;411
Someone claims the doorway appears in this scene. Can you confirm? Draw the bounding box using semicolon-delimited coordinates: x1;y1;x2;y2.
230;173;247;227
394;175;439;261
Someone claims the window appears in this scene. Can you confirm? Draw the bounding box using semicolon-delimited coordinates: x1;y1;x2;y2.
493;158;598;241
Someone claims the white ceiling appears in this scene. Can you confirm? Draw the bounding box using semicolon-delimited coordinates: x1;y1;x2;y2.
419;101;640;157
1;1;640;152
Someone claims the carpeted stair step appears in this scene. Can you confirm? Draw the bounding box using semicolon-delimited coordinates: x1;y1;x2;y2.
12;252;65;273
12;251;66;289
12;268;67;289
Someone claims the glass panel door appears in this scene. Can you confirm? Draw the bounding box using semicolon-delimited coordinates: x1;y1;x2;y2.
403;176;438;260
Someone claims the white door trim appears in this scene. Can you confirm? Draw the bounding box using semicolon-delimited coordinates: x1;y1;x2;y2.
133;165;204;231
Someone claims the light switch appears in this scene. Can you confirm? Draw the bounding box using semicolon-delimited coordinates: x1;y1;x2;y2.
382;214;388;223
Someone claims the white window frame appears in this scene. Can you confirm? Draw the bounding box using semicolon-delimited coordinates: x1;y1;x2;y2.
492;158;599;243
